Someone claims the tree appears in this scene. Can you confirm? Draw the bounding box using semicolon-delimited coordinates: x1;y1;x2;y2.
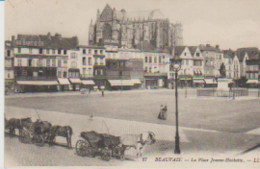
219;62;226;78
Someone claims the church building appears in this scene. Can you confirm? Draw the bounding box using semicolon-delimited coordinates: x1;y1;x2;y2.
88;4;183;50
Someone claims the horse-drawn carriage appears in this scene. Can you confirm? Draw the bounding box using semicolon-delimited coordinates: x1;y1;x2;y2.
75;131;126;161
19;120;52;146
5;117;72;148
75;131;156;161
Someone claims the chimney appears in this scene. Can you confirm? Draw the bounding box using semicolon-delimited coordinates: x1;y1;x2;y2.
55;33;62;39
216;44;219;49
47;32;51;40
11;35;15;42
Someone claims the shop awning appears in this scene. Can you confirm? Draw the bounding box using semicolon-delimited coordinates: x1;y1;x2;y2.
179;77;192;80
132;79;141;84
69;78;82;84
193;79;204;84
82;80;95;85
108;80;134;86
246;79;259;84
58;78;70;85
204;79;217;84
16;80;58;86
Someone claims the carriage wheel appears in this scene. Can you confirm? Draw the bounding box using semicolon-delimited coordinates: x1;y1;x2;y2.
34;135;45;147
101;148;112;161
75;140;90;157
19;130;31;144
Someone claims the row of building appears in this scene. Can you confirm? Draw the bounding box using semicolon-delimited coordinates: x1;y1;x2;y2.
4;4;260;92
4;33;260;93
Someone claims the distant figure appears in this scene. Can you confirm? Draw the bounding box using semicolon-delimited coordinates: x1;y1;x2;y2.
101;90;104;97
89;88;91;94
162;105;167;120
89;114;94;120
158;105;167;120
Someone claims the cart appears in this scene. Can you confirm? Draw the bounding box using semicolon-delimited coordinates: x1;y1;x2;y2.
75;131;126;161
19;122;48;147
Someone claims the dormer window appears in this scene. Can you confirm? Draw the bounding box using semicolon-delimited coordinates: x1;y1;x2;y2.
184;52;186;56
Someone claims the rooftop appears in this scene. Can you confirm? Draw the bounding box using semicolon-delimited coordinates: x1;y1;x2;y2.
12;33;78;49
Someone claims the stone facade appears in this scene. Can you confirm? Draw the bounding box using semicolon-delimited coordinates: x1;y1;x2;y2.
89;4;183;50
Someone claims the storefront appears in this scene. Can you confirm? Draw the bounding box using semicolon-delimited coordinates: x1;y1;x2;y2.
246;79;259;88
16;80;58;92
144;74;167;89
108;79;134;90
58;78;70;91
81;80;95;90
179;75;192;88
204;78;217;88
5;79;15;93
69;78;82;91
132;79;142;89
193;76;205;88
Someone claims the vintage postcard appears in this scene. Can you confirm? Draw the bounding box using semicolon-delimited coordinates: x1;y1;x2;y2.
3;0;260;168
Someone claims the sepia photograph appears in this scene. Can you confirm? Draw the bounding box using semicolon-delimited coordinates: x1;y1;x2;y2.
2;0;260;168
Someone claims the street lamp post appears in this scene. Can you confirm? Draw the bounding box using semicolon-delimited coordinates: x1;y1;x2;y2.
232;67;238;100
172;58;181;154
184;69;187;98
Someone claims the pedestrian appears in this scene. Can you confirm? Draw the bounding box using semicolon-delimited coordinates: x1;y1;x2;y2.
101;89;104;97
162;105;167;120
158;105;164;120
89;88;91;94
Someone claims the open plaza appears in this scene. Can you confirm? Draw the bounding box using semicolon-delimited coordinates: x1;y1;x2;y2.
4;89;260;166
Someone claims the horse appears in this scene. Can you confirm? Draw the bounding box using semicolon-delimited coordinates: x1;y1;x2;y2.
32;120;52;141
48;125;73;148
5;117;32;136
120;131;156;158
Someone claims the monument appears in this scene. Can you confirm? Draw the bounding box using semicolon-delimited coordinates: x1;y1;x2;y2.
216;63;232;97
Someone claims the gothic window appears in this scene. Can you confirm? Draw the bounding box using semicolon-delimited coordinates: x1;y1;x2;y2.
103;23;112;40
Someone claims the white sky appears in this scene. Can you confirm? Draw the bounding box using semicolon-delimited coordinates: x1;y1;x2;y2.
4;0;260;50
